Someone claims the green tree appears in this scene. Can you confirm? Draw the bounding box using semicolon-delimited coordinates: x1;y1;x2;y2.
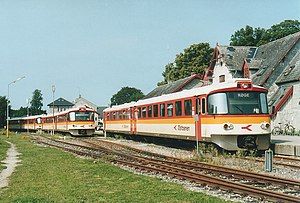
0;96;8;128
110;87;144;106
11;107;28;118
230;25;265;46
158;43;213;85
259;20;300;45
230;20;300;46
30;89;46;115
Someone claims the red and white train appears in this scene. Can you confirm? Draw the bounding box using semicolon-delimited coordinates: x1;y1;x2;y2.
103;79;271;151
9;107;97;136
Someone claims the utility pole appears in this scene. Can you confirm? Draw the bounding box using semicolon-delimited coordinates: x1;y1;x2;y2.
52;85;56;135
6;76;25;138
27;98;30;135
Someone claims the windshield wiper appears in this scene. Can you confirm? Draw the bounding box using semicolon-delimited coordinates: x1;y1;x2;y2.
233;105;244;113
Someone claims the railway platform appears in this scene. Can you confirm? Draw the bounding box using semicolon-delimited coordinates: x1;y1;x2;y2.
271;135;300;157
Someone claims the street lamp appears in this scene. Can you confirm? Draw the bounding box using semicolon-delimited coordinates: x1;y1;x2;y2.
52;85;56;135
26;98;31;135
7;76;25;138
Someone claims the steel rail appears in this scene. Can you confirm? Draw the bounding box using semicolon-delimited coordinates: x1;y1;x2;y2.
82;139;300;187
240;157;300;170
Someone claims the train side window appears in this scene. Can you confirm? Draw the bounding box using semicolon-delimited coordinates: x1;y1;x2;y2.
195;98;202;114
184;99;192;115
167;103;173;117
36;117;42;124
142;107;147;118
113;112;116;120
160;104;165;117
153;105;158;117
175;101;182;116
148;106;152;118
138;107;141;118
69;112;75;121
201;98;206;114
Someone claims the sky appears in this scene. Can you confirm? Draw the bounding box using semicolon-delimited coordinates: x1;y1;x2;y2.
0;0;299;109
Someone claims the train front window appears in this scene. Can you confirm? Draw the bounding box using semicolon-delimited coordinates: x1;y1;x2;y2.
208;93;228;114
228;92;268;114
69;111;94;121
208;92;268;115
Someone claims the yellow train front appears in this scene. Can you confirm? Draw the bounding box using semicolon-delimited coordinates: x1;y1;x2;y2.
104;79;271;151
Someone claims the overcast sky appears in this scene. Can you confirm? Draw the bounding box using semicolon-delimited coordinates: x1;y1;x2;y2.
0;0;299;109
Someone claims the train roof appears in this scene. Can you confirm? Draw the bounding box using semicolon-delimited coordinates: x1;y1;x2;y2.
8;106;96;121
104;78;267;112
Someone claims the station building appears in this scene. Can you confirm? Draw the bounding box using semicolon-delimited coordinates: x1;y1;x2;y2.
47;97;74;114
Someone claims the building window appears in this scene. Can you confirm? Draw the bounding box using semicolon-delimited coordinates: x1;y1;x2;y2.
219;75;225;83
175;101;182;116
184;99;192;115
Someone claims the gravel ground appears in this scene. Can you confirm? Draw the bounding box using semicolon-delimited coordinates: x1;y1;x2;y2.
100;137;300;181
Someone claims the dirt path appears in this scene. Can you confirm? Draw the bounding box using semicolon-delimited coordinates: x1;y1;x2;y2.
0;141;21;189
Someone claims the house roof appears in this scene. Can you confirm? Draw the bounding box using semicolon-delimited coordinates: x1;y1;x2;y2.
73;95;98;109
47;97;74;107
217;32;300;87
276;58;300;85
252;31;300;86
219;46;257;74
143;74;204;99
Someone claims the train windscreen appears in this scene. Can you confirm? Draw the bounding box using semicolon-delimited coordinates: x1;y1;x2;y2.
208;92;268;115
69;111;94;121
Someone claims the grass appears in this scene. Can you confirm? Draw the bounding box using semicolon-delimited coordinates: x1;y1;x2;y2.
0;133;227;203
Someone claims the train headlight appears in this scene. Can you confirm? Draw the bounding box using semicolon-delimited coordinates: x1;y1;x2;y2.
260;122;270;130
223;123;234;130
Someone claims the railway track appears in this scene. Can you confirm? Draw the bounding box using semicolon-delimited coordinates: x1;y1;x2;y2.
240;155;300;170
34;136;300;203
87;137;300;170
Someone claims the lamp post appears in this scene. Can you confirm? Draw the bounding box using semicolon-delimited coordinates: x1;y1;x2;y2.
52;85;56;135
6;76;25;138
26;98;31;135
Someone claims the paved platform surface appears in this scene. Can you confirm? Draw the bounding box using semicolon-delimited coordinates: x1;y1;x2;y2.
271;135;300;156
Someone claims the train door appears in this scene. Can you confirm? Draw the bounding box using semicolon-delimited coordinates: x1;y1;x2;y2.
130;107;137;134
195;96;206;141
